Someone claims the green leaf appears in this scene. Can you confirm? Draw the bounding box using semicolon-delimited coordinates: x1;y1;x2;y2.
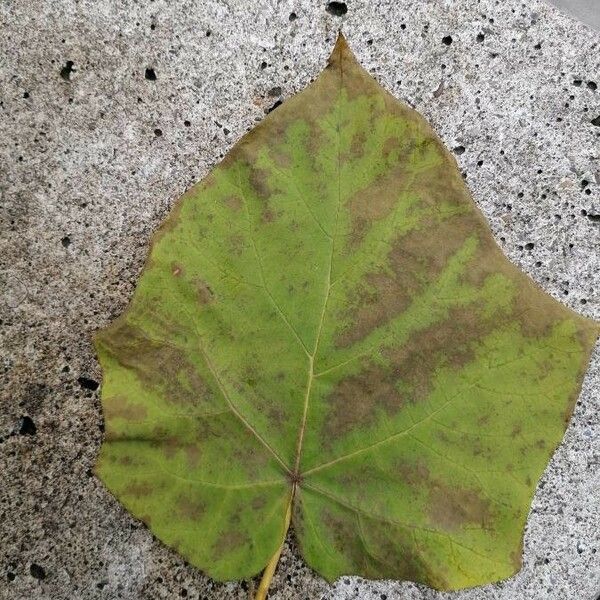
94;34;599;592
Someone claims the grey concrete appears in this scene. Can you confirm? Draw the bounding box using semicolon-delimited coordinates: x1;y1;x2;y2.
1;1;599;599
544;0;600;31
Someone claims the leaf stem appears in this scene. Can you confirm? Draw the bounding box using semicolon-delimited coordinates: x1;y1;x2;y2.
255;489;294;600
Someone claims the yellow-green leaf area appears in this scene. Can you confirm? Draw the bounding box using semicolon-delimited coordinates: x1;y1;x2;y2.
94;35;599;591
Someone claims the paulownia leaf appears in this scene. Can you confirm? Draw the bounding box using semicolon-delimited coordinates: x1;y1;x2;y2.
95;34;599;594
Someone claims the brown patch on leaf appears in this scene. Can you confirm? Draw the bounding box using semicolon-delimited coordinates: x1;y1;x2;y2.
104;395;148;421
157;436;201;469
396;458;430;485
224;195;242;211
325;304;493;441
251;496;267;511
194;279;214;305
228;233;245;256
98;322;215;408
322;361;404;439
460;227;583;340
427;482;492;531
318;503;440;584
510;547;523;571
336;211;481;348
185;444;201;468
177;496;205;520
124;481;154;498
212;530;249;559
383;305;489;402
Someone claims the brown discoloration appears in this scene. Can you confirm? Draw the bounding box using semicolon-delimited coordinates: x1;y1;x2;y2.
124;481;154;498
459;225;590;342
510;547;523;571
250;496;267;511
224;195;242;211
345;141;411;246
228;233;245;256
232;445;271;478
427;482;492;531
266;404;286;427
98;322;215;408
262;208;276;223
171;262;184;277
212;530;249;558
185;444;201;468
325;301;493;439
177;496;205;520
322;361;404;439
157;436;201;469
336;211;481;349
384;305;490;402
104;395;148;421
318;501;441;585
396;458;430;485
194;279;214;305
511;424;522;438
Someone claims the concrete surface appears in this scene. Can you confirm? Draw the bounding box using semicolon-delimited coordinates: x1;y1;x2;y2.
1;1;599;599
544;0;600;31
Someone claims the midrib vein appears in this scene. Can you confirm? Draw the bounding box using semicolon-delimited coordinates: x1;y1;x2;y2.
292;51;344;477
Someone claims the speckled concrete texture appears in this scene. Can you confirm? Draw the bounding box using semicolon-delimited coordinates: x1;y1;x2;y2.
1;1;599;599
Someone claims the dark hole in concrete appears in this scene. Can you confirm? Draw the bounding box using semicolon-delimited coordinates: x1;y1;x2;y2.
60;61;74;81
268;86;282;97
590;116;600;126
78;377;99;391
289;12;297;21
588;81;597;91
266;99;282;113
7;572;15;582
534;42;541;50
326;2;347;16
442;35;453;46
61;236;71;248
154;128;162;136
453;145;465;155
18;416;36;435
525;242;535;250
260;61;267;70
145;67;157;81
573;79;582;86
587;213;600;222
183;120;191;127
29;564;45;580
23;92;29;98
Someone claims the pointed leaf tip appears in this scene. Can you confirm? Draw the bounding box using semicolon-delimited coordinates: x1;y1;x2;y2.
328;32;351;66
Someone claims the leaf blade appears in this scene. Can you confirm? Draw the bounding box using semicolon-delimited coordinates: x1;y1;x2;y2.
95;34;599;590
